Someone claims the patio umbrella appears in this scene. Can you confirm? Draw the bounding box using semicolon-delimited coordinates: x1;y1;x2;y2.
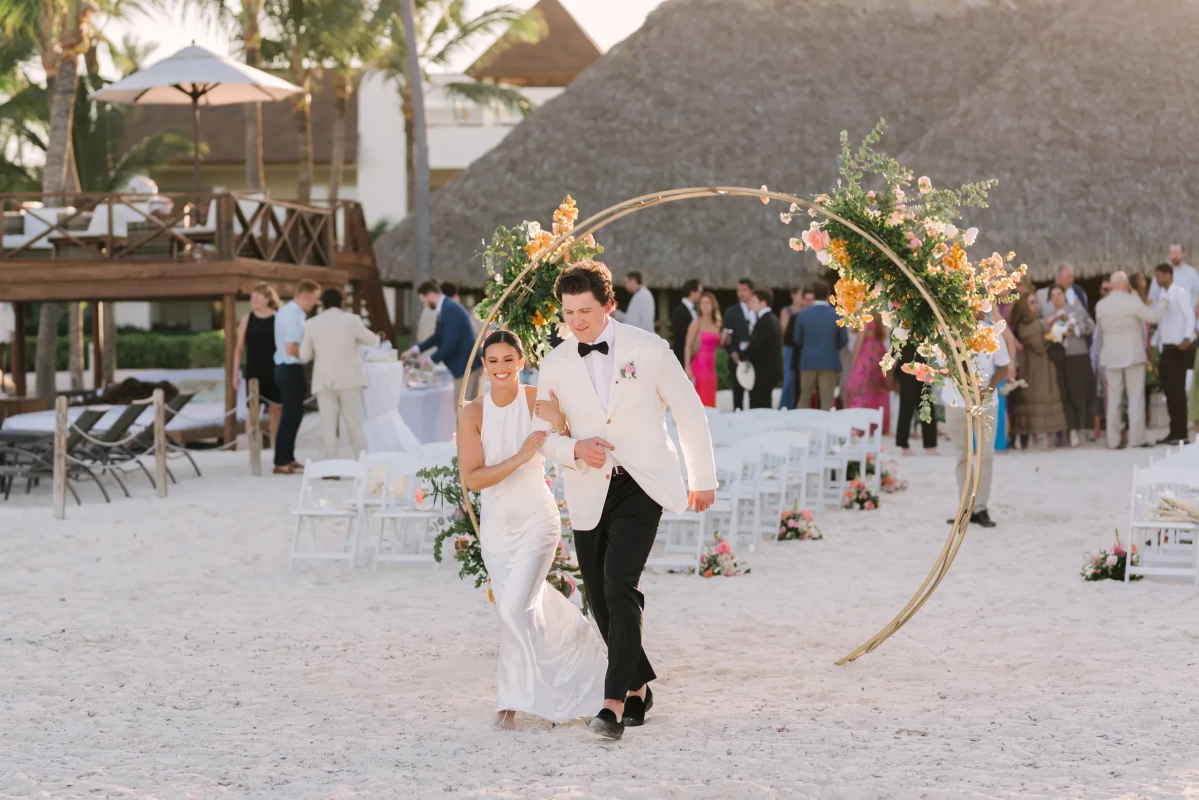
91;44;303;192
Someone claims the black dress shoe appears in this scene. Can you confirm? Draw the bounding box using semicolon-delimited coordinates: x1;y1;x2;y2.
1158;437;1184;446
970;510;997;528
622;686;654;727
587;709;624;740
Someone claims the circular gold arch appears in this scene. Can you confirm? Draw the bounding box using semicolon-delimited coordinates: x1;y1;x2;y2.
455;186;985;665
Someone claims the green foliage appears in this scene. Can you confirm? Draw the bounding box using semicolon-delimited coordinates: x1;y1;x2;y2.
473;197;602;368
24;331;227;371
785;120;1024;423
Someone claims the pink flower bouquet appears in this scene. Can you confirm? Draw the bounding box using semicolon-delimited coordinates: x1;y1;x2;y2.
842;479;880;511
697;532;750;577
778;507;823;541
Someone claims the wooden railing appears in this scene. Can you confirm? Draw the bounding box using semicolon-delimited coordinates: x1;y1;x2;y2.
0;192;374;267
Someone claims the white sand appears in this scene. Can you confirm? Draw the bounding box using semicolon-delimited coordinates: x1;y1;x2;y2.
3;439;1198;799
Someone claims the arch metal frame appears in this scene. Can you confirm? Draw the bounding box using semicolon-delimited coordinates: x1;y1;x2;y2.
454;186;984;664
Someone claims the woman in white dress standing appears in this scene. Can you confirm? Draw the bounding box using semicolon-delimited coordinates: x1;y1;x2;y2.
457;330;607;730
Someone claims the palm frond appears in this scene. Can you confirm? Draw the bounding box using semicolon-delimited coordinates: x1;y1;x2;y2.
423;4;542;68
442;80;531;116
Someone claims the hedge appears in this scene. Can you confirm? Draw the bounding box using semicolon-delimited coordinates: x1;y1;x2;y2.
24;331;227;371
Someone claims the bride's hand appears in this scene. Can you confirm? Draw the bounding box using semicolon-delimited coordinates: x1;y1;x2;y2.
533;391;567;433
517;430;549;462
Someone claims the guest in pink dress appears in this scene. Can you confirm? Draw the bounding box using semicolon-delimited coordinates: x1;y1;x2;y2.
685;292;722;408
845;317;891;433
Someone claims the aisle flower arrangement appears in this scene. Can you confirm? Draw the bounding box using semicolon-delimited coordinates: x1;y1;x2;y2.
1081;532;1141;582
842;479;880;510
421;459;591;615
474;196;604;367
697;532;750;577
778;507;823;541
879;459;908;493
770;120;1025;422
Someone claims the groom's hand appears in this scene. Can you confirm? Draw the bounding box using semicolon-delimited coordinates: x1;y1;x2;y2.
687;490;715;513
574;437;614;469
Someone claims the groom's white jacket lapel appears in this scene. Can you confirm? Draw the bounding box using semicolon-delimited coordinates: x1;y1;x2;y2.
534;319;717;531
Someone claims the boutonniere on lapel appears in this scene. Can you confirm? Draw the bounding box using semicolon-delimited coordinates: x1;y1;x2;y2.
619;361;637;381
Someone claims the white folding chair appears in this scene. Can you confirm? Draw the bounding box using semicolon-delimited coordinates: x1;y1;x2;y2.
1126;465;1199;585
833;407;884;494
373;456;444;568
652;507;709;576
417;441;458;467
290;459;367;571
359;451;421;542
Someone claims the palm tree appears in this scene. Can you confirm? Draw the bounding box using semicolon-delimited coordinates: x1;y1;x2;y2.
378;0;545;214
397;0;427;327
320;0;383;202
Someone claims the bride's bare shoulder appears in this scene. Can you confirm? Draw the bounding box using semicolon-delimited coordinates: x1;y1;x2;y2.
458;396;485;426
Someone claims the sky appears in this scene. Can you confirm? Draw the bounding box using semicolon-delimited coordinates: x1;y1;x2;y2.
98;0;668;76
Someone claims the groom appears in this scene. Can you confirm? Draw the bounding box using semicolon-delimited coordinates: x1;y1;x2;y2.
534;259;717;740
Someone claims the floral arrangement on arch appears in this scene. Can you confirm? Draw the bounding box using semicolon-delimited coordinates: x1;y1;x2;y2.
697;532;750;577
474;196;604;367
421;459;591;615
842;479;880;511
1081;532;1141;582
778;506;823;541
768;120;1026;422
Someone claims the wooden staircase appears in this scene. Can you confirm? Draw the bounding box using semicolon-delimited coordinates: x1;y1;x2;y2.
334;202;395;340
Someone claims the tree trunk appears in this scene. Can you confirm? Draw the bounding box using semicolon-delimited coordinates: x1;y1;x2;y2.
329;73;352;202
67;303;83;390
102;301;116;384
36;46;81;408
400;0;431;328
35;303;61;407
242;11;265;191
43;54;78;197
292;77;313;202
403;95;415;214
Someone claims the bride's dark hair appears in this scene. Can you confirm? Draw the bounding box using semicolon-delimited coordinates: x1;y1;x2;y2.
481;329;525;359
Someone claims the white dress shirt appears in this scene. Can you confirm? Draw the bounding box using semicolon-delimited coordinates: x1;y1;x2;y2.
940;332;1011;409
1149;263;1199;306
581;317;617;408
624;286;656;332
1157;283;1197;348
681;297;697;319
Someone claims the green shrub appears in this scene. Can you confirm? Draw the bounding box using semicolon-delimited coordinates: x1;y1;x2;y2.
24;331;228;371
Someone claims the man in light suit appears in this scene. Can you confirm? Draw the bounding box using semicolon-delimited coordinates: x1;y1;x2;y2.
534;259;715;741
407;280;483;400
1094;270;1168;448
619;271;656;332
301;288;380;459
793;279;848;410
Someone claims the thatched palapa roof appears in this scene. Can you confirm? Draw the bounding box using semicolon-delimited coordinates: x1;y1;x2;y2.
378;0;1197;287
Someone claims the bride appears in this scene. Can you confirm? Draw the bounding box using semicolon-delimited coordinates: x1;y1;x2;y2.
456;329;607;730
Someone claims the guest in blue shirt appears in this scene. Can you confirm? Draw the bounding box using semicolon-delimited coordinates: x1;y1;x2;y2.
406;280;483;400
792;279;848;410
272;279;321;474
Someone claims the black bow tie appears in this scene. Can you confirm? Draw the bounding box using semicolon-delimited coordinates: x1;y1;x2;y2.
578;341;609;357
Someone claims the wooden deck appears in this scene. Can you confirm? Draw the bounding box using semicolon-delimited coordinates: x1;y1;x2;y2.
1;191;392;441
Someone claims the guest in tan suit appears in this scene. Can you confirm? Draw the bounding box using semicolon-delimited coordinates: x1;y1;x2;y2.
301;288;380;459
1094;271;1168;449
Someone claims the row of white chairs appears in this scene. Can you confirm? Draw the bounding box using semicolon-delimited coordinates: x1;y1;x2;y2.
1130;442;1199;584
290;444;457;571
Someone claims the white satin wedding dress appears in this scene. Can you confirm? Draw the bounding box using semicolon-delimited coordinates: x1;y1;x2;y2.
479;390;606;722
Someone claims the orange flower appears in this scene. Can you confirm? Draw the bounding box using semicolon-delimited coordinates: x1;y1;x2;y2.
827;238;851;269
531;310;548;327
942;244;968;273
487;586;495;604
832;275;869;319
964;324;1000;355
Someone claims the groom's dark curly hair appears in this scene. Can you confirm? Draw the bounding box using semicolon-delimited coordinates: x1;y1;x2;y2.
555;258;616;306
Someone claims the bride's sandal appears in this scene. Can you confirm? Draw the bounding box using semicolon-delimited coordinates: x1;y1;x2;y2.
622;686;654;728
494;710;516;731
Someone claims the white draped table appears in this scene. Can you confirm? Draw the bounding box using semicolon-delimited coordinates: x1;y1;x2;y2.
361;361;457;452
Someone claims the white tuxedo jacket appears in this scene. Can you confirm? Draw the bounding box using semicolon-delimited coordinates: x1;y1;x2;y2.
300;307;380;392
535;320;717;531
